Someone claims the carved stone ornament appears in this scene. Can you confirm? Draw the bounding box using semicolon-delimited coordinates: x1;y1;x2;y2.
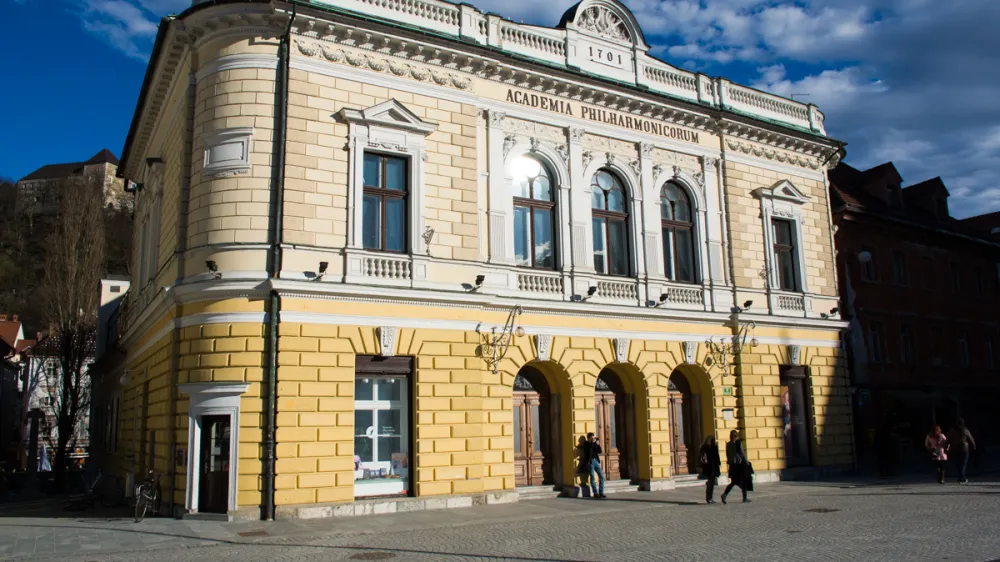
377;326;399;357
503;135;517;158
652;163;664;178
606;152;617;167
683;341;697;365
641;142;654;158
570;128;585;145
535;334;553;362
576;6;631;43
489;110;506;128
788;344;802;367
702;155;718;169
672;165;683;178
629;159;641;177
613;338;629;364
693;171;704;187
530;137;541;152
555;144;569;162
582;150;594;168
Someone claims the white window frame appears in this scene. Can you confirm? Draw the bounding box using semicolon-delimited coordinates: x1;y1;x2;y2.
654;172;708;285
753;180;811;312
178;382;249;515
500;145;571;272
354;376;409;497
341;100;436;256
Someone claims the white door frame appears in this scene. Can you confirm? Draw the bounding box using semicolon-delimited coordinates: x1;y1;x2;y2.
178;383;249;514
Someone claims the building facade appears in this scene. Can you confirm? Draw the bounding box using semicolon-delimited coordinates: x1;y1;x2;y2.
103;0;851;519
831;162;1000;467
16;149;130;212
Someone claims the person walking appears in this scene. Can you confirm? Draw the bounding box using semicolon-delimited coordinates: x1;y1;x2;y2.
700;435;721;504
925;425;948;484
721;430;751;504
581;432;605;499
948;419;976;484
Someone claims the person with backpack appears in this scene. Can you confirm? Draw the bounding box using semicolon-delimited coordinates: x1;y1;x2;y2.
948;419;976;484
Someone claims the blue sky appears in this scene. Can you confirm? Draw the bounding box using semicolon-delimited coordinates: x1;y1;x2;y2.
3;0;999;218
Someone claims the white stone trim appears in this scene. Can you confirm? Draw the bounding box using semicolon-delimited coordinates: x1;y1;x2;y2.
377;326;399;357
753;180;811;315
340;99;436;255
534;334;553;362
202;127;253;177
279;310;841;348
178;383;250;515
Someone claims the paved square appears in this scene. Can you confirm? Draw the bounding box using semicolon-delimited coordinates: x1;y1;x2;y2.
2;479;999;561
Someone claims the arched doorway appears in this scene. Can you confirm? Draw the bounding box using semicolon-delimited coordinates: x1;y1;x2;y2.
668;371;701;475
594;369;635;481
513;367;557;487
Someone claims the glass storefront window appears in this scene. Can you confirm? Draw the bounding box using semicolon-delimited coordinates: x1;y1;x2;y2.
354;375;409;498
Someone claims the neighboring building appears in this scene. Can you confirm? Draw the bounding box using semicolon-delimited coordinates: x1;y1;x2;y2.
102;0;850;520
89;278;130;477
16;149;130;211
830;162;1000;467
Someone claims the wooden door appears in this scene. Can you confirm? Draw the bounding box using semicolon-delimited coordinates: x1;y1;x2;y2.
781;367;812;467
513;391;549;487
668;391;690;475
595;391;628;480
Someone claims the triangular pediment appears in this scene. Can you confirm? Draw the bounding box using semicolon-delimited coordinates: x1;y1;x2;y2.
339;99;436;135
752;180;810;205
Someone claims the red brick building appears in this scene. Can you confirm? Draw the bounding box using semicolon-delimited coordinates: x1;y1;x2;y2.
830;162;1000;465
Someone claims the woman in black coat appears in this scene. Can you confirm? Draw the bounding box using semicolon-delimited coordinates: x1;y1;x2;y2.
699;435;722;504
722;429;751;504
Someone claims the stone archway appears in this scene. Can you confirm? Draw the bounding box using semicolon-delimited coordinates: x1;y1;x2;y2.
667;365;715;476
511;361;573;490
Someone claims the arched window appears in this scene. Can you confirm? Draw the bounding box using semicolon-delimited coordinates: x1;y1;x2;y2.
591;169;630;276
512;156;556;269
660;182;695;283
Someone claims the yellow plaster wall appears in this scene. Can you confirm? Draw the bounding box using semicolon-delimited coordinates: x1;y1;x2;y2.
723;156;837;297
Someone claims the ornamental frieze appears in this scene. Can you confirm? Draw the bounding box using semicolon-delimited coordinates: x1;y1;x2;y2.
580;134;638;160
725;138;821;170
293;40;473;91
501;117;567;144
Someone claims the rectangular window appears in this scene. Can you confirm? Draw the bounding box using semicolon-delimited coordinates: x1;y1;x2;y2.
924;257;935;290
362;153;408;253
959;331;970;367
951;262;961;292
988;336;996;369
354;356;412;498
899;324;913;364
868;321;885;363
976;268;985;296
861;247;878;282
931;327;943;366
771;218;799;291
892;251;908;285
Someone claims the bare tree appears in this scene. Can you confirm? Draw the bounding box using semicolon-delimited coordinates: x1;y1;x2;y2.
39;179;104;484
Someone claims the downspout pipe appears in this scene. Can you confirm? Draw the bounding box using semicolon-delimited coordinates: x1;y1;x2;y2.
262;3;295;521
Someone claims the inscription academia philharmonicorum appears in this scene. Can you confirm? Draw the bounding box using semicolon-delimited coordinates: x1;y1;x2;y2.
506;89;701;144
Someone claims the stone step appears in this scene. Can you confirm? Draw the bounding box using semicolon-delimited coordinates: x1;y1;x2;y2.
673;474;705;489
516;485;562;501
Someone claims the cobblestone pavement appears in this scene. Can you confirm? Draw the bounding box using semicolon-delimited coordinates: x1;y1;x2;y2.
3;478;1000;561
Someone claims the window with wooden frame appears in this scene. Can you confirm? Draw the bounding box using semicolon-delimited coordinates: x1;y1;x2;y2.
362;153;408;253
958;330;970;367
660;182;696;283
771;218;800;291
511;156;556;269
591;169;630;277
899;323;914;364
868;321;885;363
892;250;908;285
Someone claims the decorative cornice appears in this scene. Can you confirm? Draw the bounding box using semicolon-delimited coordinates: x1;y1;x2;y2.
725;138;823;170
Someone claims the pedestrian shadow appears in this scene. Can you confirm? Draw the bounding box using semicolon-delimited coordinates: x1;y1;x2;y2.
602;497;702;506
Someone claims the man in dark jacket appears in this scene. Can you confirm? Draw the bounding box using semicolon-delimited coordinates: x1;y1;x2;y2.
949;419;976;484
721;429;751;504
581;432;606;499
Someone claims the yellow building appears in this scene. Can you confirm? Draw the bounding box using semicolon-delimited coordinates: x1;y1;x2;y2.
97;0;852;520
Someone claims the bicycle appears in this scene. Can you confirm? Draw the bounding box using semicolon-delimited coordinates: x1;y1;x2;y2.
64;470;124;511
133;470;161;522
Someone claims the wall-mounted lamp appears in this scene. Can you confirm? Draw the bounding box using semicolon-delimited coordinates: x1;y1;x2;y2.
205;260;221;280
571;285;598;302
476;305;524;374
314;261;329;281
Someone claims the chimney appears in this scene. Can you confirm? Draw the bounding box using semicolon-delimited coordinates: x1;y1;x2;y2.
12;314;18;322
0;314;6;321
